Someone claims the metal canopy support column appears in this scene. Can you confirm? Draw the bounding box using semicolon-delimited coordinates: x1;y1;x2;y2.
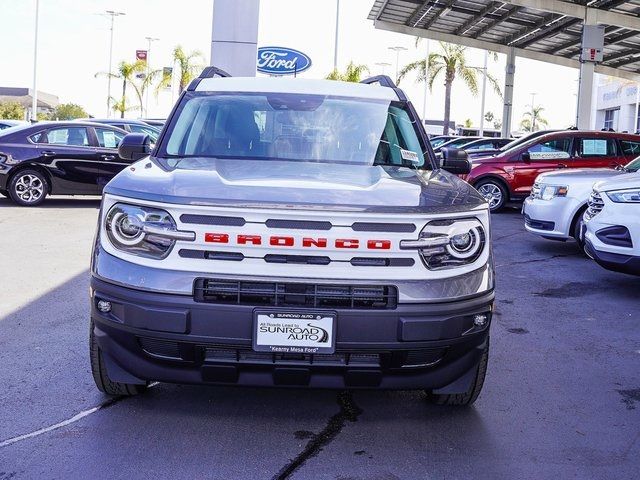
502;48;515;137
576;11;598;130
576;62;595;129
210;0;260;76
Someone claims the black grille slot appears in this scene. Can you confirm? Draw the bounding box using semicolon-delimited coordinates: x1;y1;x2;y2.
351;222;416;233
265;219;332;230
350;257;415;267
139;338;181;360
194;279;397;309
179;249;245;261
180;214;245;226
264;254;331;265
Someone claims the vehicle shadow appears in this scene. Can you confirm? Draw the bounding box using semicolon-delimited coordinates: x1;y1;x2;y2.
0;268;501;479
0;196;101;209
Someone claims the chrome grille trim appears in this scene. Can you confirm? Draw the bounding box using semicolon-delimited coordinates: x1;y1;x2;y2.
585;190;604;220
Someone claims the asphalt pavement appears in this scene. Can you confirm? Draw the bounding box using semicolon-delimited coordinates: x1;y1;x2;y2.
0;197;639;480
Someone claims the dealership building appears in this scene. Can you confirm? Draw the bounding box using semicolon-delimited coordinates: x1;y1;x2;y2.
594;79;639;133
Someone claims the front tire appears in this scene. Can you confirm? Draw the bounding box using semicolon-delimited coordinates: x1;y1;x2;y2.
90;321;147;396
8;169;48;206
475;179;508;212
572;207;587;253
426;340;489;407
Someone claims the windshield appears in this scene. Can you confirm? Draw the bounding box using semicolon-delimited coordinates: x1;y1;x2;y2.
626;156;640;172
158;93;428;169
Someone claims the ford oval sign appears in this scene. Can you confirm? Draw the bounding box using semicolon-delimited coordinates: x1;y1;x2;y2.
257;47;312;75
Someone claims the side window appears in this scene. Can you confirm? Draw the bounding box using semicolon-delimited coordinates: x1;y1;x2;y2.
620;140;640;155
29;131;47;143
44;127;89;147
95;128;125;149
130;125;159;142
466;140;491;151
576;138;617;157
526;138;571;160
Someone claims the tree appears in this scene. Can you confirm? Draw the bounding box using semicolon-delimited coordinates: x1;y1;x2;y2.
96;60;146;118
156;46;204;95
0;101;25;120
520;106;549;132
49;103;88;120
484;111;494;124
463;118;473;128
326;62;369;82
399;42;502;134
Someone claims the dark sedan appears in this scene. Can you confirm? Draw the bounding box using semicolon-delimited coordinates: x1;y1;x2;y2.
77;118;161;143
0;121;130;206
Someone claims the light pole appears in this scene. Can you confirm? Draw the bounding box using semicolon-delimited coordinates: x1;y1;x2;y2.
388;46;407;83
422;40;431;121
333;0;340;71
530;92;537;131
374;62;391;75
479;50;488;136
105;10;125;118
31;0;40;122
144;36;159;117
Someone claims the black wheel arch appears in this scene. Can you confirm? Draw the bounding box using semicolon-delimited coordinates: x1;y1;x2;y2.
471;175;512;197
8;163;53;194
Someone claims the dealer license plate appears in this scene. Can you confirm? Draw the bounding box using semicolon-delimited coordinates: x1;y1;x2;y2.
253;310;336;354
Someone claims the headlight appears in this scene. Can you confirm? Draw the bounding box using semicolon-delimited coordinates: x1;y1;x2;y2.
539;184;568;200
400;218;486;270
104;203;195;259
606;189;640;203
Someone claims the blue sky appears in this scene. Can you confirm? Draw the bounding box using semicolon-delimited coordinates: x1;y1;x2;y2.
0;0;583;129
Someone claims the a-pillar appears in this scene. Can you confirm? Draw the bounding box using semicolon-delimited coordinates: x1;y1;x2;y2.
210;0;260;76
501;47;515;137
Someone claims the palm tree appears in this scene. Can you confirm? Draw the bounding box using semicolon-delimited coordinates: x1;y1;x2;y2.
520;106;549;132
157;46;204;94
398;42;502;134
109;96;138;118
326;62;369;82
96;60;146;118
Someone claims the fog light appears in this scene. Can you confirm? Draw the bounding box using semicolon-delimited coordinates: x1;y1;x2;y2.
473;313;488;327
97;300;112;313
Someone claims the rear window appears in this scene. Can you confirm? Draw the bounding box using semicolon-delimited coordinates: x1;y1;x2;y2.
620;140;640;155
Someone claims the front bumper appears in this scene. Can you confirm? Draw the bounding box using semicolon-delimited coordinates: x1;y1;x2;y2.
522;196;574;239
584;239;640;275
583;200;640;276
91;276;494;390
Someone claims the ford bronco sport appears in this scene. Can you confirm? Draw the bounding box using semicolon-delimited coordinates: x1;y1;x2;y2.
89;67;494;406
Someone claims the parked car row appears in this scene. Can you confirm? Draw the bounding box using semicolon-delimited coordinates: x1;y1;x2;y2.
523;158;640;276
458;129;640;212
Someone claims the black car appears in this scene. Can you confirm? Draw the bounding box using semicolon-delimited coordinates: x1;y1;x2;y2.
460;137;512;154
0;121;130;206
78;118;161;143
467;130;559;159
0;120;27;130
139;118;166;128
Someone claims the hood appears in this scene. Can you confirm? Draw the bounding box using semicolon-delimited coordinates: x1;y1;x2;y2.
104;157;486;213
536;168;622;184
594;171;640;192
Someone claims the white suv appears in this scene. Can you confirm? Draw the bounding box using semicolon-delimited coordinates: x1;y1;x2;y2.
523;157;640;248
583;172;640;275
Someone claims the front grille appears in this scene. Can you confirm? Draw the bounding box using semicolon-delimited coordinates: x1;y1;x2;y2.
193;279;398;309
585;189;604;220
530;182;541;199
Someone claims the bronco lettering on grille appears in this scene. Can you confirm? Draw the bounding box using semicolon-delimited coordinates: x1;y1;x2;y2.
204;234;392;249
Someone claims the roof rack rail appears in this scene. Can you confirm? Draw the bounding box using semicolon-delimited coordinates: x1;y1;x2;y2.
360;75;396;88
198;66;233;79
360;75;407;101
187;66;232;91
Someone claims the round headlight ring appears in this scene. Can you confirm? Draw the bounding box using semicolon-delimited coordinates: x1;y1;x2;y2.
446;226;483;259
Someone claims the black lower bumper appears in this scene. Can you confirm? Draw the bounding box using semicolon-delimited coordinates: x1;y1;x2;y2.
584;239;640;276
91;277;494;391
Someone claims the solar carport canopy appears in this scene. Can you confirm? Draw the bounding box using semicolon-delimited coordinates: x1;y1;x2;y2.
369;0;640;80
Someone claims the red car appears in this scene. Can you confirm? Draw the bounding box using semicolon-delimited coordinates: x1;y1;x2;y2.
462;130;640;211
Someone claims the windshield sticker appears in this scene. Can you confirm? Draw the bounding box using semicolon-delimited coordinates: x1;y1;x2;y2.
400;149;420;163
528;151;570;160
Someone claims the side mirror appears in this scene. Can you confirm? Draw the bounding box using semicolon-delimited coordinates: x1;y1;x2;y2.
441;147;471;174
521;151;531;163
118;133;151;161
